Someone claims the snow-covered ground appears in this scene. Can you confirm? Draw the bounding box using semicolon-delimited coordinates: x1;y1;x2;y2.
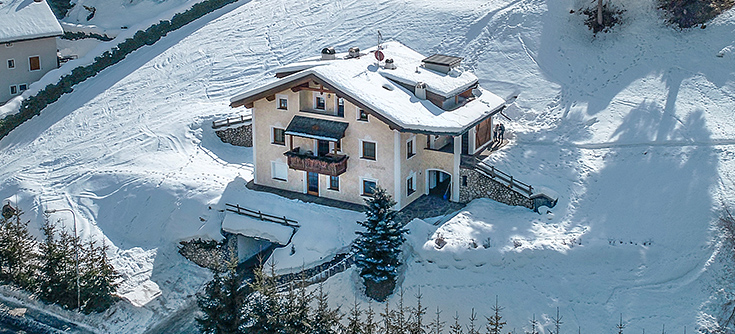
1;0;734;332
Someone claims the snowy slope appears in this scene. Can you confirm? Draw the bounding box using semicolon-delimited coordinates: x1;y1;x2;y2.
0;0;734;332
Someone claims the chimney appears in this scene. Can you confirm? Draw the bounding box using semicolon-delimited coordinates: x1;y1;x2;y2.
321;47;336;60
415;82;427;100
348;47;360;58
384;58;396;70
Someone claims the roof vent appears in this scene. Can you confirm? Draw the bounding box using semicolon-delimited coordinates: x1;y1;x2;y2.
421;54;463;74
384;58;396;70
348;47;360;58
33;0;43;2
415;82;427;100
321;47;336;60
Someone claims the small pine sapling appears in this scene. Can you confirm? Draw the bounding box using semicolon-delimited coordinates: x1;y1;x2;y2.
428;307;445;334
467;308;480;334
346;297;364;334
449;312;464;334
549;307;562;334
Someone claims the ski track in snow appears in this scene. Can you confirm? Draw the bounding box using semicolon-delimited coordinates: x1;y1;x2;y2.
0;0;734;331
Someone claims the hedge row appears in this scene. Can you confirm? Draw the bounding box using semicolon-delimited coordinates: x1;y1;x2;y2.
61;31;114;42
0;0;240;140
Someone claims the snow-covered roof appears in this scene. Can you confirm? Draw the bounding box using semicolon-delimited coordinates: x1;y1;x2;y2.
0;0;63;44
221;212;295;245
230;41;505;135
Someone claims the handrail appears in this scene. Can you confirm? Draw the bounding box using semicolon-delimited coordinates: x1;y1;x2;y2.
212;115;252;129
475;160;533;196
225;203;300;228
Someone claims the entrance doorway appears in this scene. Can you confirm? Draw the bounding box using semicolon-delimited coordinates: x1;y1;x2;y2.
427;170;451;200
307;172;319;196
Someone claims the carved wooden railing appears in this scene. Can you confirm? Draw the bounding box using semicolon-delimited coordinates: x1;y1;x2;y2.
284;147;348;176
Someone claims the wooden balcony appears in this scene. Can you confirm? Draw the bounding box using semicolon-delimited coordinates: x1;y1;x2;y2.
284;147;348;176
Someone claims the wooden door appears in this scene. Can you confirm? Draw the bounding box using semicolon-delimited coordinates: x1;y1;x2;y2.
307;172;319;196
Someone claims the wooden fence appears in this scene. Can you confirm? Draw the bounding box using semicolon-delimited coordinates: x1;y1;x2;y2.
475;160;534;196
212;115;252;129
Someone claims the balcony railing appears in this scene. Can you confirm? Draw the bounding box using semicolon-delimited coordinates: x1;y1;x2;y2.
284;147;348;176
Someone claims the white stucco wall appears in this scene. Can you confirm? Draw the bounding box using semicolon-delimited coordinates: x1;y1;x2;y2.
0;37;58;103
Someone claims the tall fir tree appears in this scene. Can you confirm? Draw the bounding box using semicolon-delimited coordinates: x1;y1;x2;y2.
549;307;562;334
409;288;427;334
243;261;283;334
79;240;120;313
196;257;247;334
449;312;464;334
428;307;445;334
467;308;480;334
0;210;37;288
364;301;377;334
485;296;505;334
311;283;343;334
346;297;364;334
354;186;408;301
38;220;79;310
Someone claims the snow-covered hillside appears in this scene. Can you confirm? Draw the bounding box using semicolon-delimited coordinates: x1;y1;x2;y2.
1;0;734;332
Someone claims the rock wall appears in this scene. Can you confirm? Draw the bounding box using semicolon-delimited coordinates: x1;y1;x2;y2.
178;237;237;272
215;123;252;147
458;167;533;209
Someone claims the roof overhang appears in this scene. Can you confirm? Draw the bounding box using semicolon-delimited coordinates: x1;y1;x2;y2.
285;115;349;142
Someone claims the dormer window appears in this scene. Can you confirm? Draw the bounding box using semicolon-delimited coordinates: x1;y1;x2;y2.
315;96;326;110
358;109;368;122
278;97;288;110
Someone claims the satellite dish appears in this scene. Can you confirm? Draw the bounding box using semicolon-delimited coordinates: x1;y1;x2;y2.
375;50;385;61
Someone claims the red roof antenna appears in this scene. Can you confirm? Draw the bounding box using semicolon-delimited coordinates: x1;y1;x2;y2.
375;31;385;64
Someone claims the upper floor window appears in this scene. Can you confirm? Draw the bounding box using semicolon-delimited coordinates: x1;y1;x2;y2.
358;109;369;122
278;97;288;110
361;141;376;160
272;127;285;145
7;59;14;69
29;56;40;71
337;98;345;117
407;137;415;159
315;96;326;110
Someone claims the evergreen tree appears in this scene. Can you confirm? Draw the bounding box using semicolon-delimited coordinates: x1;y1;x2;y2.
243;261;282;334
311;283;343;334
395;289;408;334
467;308;480;334
364;301;377;334
79;240;120;313
449;312;464;334
409;288;427;334
0;210;37;288
380;301;394;334
38;221;78;310
549;307;562;334
196;257;247;334
526;314;538;334
346;297;364;334
485;296;505;334
428;307;445;334
293;268;314;332
354;186;408;301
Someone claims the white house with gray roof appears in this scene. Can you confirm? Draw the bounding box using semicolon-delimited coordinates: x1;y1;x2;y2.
229;41;507;210
0;0;63;104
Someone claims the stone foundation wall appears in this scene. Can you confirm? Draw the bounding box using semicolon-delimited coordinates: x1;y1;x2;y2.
458;167;533;209
178;236;237;272
215;123;252;147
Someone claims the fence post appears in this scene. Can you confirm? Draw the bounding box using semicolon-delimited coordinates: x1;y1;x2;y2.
259;211;263;220
509;176;514;189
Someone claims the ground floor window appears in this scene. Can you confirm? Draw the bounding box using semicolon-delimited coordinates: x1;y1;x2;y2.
362;179;377;197
9;85;17;95
271;161;288;181
407;176;415;196
329;176;339;191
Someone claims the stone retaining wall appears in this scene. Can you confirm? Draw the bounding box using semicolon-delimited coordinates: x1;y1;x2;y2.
458;167;533;209
178;236;237;272
215;123;252;147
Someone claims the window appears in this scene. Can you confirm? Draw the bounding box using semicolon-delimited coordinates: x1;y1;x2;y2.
7;59;14;69
29;56;40;71
278;97;288;110
407;138;415;159
358;109;369;121
362;179;377;197
9;85;17;95
272;128;285;145
329;176;339;191
271;161;288;181
4;43;12;48
18;84;27;92
337;98;345;117
462;175;468;187
361;141;376;160
315;96;326;110
407;176;415;196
